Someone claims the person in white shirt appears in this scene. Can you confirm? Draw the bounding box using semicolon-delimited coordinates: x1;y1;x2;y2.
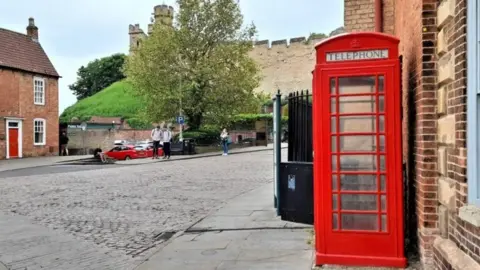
151;125;163;159
161;124;173;159
220;128;229;156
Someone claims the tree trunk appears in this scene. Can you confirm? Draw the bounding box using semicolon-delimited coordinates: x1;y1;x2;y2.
187;113;203;130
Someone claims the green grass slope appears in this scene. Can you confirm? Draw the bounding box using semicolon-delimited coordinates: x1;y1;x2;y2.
60;81;142;122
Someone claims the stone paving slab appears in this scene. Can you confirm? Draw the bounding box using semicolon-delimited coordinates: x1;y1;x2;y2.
0;149;284;269
0;155;91;172
137;183;313;270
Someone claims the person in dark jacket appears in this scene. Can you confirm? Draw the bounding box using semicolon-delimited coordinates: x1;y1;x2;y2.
60;132;69;156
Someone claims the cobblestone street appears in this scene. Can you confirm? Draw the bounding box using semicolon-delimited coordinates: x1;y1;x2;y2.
0;150;278;270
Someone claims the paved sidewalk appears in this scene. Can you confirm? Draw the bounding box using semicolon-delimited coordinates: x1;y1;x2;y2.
137;182;313;270
115;143;288;166
0;155;91;172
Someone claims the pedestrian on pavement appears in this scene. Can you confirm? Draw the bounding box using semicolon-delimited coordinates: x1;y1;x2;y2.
151;125;162;159
220;128;230;156
59;131;69;156
162;124;172;159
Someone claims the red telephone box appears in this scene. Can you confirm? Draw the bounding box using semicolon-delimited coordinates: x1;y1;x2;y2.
312;32;406;268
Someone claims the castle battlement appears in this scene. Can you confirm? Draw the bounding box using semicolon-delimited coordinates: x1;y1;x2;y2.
253;34;327;49
129;24;145;34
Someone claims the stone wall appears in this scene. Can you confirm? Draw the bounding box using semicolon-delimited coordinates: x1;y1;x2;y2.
67;128;155;153
248;36;325;96
67;128;257;153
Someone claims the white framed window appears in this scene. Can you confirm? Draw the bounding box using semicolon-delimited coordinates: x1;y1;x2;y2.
33;77;45;105
33;118;46;146
467;0;480;207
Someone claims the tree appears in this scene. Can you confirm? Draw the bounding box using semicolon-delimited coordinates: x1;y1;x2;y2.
124;0;261;130
69;53;126;100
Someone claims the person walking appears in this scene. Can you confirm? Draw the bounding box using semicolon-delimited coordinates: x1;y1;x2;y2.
162;124;172;159
220;128;229;156
151;125;163;159
59;131;69;156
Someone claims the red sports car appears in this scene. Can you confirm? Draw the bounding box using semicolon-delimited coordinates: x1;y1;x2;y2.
104;145;164;160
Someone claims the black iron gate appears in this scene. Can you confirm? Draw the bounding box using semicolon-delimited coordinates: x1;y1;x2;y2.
287;91;313;162
279;90;314;225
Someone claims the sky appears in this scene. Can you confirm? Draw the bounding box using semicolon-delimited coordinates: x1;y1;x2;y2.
0;0;343;114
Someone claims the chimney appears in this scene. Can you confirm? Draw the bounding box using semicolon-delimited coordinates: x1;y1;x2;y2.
26;17;39;41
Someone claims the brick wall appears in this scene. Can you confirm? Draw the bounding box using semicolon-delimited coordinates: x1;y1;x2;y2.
345;0;376;32
0;69;59;159
344;0;395;35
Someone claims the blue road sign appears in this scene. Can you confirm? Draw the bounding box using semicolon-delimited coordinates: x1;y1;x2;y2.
176;116;185;124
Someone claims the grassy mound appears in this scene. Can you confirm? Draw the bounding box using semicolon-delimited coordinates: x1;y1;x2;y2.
60;81;145;126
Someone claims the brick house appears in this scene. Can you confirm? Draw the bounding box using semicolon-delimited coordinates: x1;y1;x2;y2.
342;0;480;269
0;18;60;159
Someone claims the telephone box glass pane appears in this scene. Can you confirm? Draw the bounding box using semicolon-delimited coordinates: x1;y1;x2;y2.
379;155;386;171
378;76;384;92
379;115;385;131
331;78;336;93
331;117;336;132
339;96;376;113
381;195;387;211
380;175;386;191
332;175;338;191
341;194;378;210
379;96;385;112
331;98;336;113
341;214;378;231
333;214;339;229
381;214;387;232
333;194;338;210
331;136;337;152
337;155;377;171
338;76;376;94
339;174;377;191
339;135;377;152
339;116;377;133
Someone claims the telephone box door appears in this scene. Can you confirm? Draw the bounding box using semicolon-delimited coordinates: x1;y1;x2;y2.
316;64;404;266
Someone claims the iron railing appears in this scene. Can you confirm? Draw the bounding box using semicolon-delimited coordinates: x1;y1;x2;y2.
287;90;313;162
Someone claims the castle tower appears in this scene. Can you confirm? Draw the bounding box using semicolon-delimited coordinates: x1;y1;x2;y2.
128;24;147;53
153;5;174;27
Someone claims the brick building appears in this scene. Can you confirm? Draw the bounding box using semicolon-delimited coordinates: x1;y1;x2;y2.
0;18;60;159
343;0;479;269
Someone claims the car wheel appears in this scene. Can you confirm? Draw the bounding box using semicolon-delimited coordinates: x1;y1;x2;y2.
125;156;131;160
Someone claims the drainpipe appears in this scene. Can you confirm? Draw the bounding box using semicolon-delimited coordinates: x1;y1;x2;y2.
375;0;383;32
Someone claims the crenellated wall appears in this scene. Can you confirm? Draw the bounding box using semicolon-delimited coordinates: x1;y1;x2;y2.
249;35;329;95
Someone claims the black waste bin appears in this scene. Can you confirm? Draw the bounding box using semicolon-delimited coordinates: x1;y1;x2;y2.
183;138;196;155
279;162;313;225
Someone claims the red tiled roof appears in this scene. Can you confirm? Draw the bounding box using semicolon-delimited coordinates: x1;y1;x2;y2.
0;28;59;77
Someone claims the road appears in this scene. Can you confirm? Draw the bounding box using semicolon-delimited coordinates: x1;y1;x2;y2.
0;150;277;270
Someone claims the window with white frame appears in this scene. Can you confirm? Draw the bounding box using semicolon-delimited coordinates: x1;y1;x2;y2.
467;0;480;207
33;119;46;145
34;77;45;105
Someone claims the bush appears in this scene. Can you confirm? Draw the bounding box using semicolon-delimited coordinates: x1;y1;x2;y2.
174;129;220;145
230;113;288;130
126;118;153;129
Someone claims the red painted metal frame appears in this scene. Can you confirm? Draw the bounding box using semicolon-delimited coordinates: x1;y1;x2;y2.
312;32;406;268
